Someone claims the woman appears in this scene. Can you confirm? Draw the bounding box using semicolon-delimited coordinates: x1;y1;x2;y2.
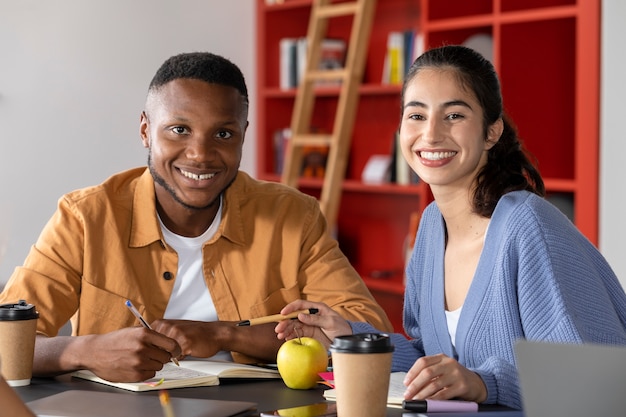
275;45;626;409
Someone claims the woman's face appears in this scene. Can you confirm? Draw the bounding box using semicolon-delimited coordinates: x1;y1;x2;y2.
399;68;500;193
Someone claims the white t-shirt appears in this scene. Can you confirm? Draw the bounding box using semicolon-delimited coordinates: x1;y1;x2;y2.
445;305;462;349
159;199;232;361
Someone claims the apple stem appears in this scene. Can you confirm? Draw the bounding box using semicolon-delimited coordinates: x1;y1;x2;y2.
295;326;302;344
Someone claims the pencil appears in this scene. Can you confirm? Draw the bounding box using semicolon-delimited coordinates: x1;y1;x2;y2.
236;308;319;326
125;299;180;366
159;390;176;417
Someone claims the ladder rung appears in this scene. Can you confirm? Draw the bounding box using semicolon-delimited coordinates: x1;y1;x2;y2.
291;133;333;147
305;69;348;82
316;3;359;18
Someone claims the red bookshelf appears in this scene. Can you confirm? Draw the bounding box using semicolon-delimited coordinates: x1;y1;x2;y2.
255;0;600;333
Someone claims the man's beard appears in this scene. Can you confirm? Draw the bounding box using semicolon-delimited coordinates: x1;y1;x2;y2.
147;152;232;211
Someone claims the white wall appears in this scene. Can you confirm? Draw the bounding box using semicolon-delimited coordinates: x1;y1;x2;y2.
600;0;626;288
0;0;256;284
1;0;625;289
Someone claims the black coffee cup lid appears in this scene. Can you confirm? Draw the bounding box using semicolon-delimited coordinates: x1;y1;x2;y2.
0;300;39;321
330;333;394;353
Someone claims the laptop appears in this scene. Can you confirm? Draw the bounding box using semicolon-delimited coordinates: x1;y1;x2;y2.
27;390;257;417
515;340;626;417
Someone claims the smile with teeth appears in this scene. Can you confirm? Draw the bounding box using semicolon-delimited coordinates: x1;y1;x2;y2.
180;169;215;181
420;151;457;160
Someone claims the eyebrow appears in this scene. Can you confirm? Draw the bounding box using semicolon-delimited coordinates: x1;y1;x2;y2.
404;99;473;111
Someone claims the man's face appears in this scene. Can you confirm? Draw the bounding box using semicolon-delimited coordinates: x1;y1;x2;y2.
140;78;248;216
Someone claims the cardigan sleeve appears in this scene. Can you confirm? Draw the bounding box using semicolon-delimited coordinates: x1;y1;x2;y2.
470;193;626;409
514;197;626;344
349;321;421;372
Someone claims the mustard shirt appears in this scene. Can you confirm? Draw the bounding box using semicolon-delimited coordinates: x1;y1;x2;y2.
1;168;392;342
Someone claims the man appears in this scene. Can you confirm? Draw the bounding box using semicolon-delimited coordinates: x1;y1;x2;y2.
0;52;392;383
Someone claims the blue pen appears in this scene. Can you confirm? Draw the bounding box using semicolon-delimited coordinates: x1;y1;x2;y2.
125;300;180;366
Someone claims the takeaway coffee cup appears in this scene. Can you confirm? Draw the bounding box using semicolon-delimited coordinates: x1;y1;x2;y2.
0;300;39;386
329;333;394;417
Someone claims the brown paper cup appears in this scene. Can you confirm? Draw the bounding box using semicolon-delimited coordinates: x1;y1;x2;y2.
0;301;39;387
330;333;394;417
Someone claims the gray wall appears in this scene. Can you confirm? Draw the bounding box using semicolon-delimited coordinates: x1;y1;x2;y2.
0;0;256;284
1;0;625;289
600;0;626;288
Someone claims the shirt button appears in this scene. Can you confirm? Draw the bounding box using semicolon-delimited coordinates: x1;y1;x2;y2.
163;271;173;280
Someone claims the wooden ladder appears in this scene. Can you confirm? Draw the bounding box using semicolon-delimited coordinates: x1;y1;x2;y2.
280;0;377;230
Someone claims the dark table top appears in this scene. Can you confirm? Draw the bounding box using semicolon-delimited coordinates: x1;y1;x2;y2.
15;374;521;416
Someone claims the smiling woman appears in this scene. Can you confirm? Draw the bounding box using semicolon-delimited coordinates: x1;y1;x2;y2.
275;45;626;410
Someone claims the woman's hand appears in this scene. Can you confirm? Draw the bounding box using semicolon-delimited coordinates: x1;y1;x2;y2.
274;300;353;350
403;353;487;403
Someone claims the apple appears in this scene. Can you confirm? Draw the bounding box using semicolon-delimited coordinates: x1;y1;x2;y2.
276;337;328;389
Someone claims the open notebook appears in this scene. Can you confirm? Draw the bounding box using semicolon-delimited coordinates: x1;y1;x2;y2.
27;390;257;417
72;359;279;392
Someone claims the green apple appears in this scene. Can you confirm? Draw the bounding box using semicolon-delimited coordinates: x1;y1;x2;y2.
277;337;328;389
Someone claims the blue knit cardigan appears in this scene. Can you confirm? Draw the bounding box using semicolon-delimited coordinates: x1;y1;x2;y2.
351;191;626;409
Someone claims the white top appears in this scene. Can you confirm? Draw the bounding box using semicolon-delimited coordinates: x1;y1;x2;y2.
159;199;232;361
445;305;462;348
160;203;221;322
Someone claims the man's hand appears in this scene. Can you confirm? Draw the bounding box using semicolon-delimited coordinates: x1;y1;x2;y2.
151;319;283;362
151;319;226;358
32;327;182;382
79;326;182;382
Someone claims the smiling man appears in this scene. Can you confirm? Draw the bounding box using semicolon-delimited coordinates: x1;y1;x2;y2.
0;52;392;383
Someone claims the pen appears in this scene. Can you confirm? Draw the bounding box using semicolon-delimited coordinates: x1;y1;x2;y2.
402;399;478;413
125;299;180;366
159;390;176;417
236;308;319;326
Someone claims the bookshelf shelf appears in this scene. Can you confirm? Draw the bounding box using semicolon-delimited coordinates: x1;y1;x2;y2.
255;0;600;333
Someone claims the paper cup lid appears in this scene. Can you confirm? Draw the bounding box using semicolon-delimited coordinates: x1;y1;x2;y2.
0;300;39;320
330;333;394;353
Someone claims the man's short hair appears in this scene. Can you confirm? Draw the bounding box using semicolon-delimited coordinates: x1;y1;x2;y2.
149;52;248;103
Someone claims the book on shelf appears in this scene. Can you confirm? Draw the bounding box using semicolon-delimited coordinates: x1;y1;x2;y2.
279;37;298;89
388;131;419;185
382;29;424;84
279;37;347;89
273;127;292;174
72;359;280;392
316;38;347;87
382;31;405;85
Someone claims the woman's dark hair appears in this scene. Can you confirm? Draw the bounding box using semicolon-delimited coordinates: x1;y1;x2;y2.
402;45;545;217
